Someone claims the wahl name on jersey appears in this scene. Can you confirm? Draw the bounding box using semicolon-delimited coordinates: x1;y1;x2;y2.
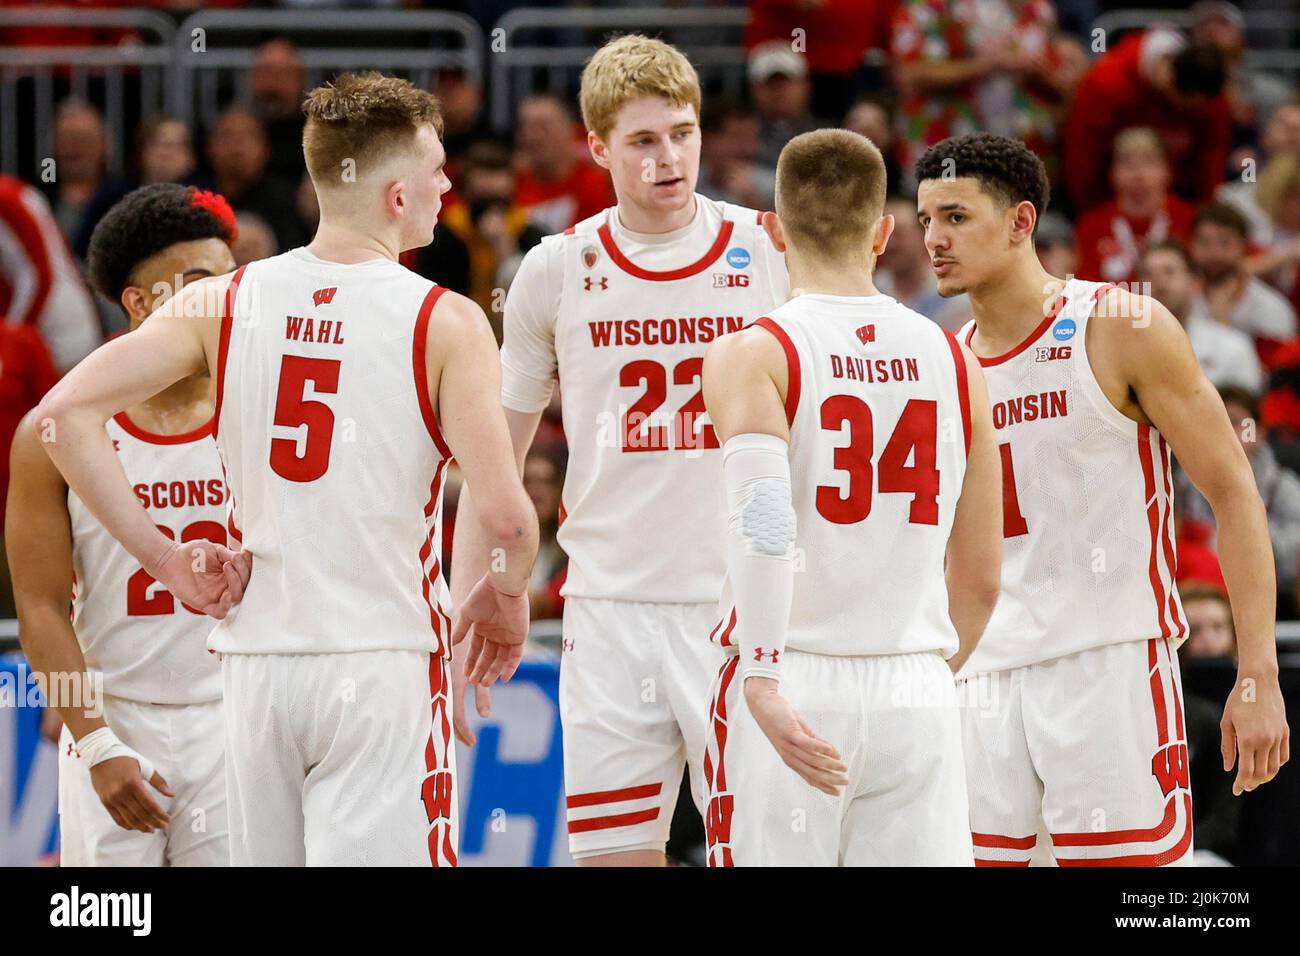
588;315;746;348
284;315;345;345
992;389;1068;430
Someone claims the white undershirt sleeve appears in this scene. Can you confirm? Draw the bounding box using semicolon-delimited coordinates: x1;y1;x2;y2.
500;240;561;413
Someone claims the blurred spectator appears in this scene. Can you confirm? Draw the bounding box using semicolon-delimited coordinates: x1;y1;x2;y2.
745;0;894;121
1245;154;1300;313
699;97;774;211
415;141;545;329
513;94;614;234
231;212;278;267
1176;582;1244;863
891;0;1081;180
875;197;948;319
0;174;101;371
205;106;308;252
1182;584;1237;660
74;116;198;258
1189;201;1297;350
1035;210;1079;280
844;94;903;195
748;41;817;171
1064;29;1230;211
434;70;493;179
1191;1;1295;144
48;98;107;243
1180;385;1300;612
1141;239;1262;393
1217;102;1300;243
523;446;567;621
1074;128;1195;284
249;39;308;184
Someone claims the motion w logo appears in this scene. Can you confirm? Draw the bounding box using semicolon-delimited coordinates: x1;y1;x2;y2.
312;287;338;306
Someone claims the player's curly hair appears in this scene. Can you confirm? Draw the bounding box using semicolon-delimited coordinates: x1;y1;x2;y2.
87;183;236;301
915;133;1050;219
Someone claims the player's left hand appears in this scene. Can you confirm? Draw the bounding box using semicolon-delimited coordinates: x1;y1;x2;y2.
452;574;530;687
451;650;493;747
147;539;248;620
1221;672;1290;795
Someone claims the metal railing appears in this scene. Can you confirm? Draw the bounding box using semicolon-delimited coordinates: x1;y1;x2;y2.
170;9;482;135
0;6;176;178
488;6;750;133
1092;10;1300;76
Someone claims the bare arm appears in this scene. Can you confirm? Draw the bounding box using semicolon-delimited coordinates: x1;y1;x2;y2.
7;409;173;832
944;347;1002;674
7;410;101;740
33;274;243;618
1112;290;1289;793
431;292;539;686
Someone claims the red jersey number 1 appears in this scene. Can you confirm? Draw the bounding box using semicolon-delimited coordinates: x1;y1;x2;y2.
270;355;341;482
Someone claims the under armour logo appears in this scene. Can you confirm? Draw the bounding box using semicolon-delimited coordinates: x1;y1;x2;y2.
312;287;338;306
753;648;780;664
584;277;608;292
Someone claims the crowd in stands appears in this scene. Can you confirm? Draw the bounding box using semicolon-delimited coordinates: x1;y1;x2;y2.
0;2;1298;665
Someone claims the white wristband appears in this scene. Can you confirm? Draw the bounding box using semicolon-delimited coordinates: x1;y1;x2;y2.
75;727;155;782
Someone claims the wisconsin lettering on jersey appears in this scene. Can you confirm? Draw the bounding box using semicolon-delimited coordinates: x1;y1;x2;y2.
589;315;746;348
992;389;1069;430
284;315;345;345
132;479;227;511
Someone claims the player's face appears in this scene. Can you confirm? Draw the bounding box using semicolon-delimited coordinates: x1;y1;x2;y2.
917;178;1014;297
593;96;700;216
127;237;237;326
401;125;452;249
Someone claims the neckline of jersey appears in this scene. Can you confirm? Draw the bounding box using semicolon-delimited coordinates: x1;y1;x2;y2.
289;247;399;269
113;410;215;445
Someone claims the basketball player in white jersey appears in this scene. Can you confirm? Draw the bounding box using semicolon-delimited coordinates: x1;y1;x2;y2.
9;183;241;864
450;35;789;866
698;129;1002;866
916;134;1289;866
35;72;538;866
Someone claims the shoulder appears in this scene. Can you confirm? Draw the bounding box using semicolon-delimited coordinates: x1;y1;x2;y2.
10;406;64;485
430;288;491;336
705;321;787;379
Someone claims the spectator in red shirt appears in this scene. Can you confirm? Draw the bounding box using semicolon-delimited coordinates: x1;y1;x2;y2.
744;0;895;120
1074;127;1195;284
514;94;614;234
1063;28;1230;212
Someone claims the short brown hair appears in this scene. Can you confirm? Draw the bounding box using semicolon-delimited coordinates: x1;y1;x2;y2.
776;129;888;259
302;71;443;188
1192;201;1249;241
580;34;701;141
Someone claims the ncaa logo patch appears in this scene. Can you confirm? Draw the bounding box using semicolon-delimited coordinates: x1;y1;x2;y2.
1052;318;1077;341
725;247;751;269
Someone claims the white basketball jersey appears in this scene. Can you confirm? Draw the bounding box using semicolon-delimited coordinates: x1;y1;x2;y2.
518;197;786;603
68;413;225;704
208;249;453;656
959;278;1186;675
714;293;971;659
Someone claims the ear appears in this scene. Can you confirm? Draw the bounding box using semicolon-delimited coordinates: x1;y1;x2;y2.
386;179;406;220
761;211;786;252
1010;200;1037;245
588;130;610;171
871;213;896;257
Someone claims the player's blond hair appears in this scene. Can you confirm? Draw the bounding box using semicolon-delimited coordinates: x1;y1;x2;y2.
579;34;701;140
302;71;443;190
775;129;888;260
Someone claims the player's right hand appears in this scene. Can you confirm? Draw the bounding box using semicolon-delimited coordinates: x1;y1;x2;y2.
744;677;849;796
90;756;174;834
452;574;530;687
451;650;493;747
148;539;248;619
